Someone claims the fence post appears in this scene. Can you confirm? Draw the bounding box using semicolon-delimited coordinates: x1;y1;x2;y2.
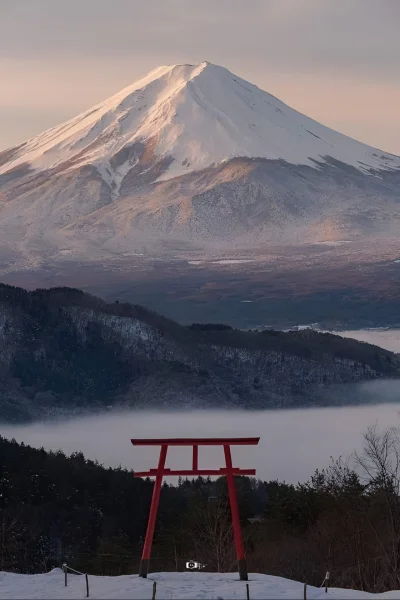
152;580;157;600
246;582;250;600
303;582;307;600
325;571;330;593
86;573;89;598
63;564;67;587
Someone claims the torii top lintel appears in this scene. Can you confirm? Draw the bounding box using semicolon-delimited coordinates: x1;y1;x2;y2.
131;437;260;478
130;437;260;446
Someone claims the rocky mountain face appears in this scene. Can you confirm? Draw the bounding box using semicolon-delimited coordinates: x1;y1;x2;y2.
0;284;398;423
0;62;399;270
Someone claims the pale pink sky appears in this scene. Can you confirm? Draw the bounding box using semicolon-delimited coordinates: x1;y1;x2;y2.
1;0;399;155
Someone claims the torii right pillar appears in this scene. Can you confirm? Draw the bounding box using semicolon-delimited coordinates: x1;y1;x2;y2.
223;443;248;579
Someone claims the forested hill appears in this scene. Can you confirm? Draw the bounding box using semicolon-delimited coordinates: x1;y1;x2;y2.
0;282;399;423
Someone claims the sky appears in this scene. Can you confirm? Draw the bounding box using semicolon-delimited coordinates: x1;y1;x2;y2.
1;0;399;154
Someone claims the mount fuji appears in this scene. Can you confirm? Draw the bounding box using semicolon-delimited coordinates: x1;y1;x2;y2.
1;61;400;268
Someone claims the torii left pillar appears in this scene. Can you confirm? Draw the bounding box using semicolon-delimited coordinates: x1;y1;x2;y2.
131;436;260;580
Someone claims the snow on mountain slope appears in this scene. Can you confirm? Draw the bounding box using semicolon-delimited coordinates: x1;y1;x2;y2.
1;61;399;188
2;570;400;599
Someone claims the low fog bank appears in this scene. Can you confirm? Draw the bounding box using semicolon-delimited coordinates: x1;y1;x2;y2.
3;396;400;484
320;379;400;407
335;328;400;353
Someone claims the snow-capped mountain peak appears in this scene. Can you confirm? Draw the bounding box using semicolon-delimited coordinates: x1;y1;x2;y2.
1;62;400;266
2;61;399;188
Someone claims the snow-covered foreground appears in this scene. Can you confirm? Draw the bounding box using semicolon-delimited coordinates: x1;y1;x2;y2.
1;570;400;600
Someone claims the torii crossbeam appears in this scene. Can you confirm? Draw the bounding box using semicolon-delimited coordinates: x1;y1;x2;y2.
131;437;260;580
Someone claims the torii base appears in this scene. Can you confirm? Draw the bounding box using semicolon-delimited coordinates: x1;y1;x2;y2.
139;558;247;580
238;558;248;581
139;558;149;578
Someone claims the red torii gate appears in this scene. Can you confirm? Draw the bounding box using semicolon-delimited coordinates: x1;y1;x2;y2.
131;437;260;581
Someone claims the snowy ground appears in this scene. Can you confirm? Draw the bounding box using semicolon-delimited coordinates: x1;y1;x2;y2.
2;570;400;600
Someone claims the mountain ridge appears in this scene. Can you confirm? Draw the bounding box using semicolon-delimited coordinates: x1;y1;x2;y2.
0;283;399;423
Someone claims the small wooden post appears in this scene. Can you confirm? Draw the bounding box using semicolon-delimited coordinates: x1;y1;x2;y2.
246;582;250;600
85;573;89;598
152;580;157;600
63;564;67;587
325;571;330;593
303;582;307;600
